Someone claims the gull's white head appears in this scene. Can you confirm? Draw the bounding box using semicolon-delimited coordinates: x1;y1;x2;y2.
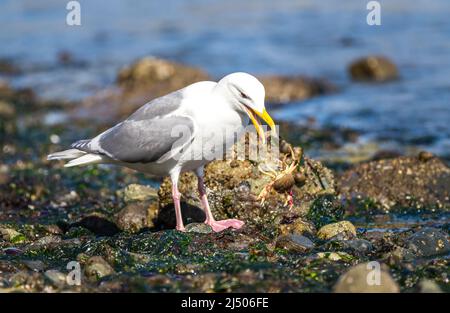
216;72;275;141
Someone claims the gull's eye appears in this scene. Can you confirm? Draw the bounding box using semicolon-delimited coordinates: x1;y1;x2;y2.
240;91;250;100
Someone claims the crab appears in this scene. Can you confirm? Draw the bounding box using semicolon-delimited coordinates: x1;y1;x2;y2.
257;145;300;209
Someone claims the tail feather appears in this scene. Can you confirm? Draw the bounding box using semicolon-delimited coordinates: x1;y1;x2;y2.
47;149;86;160
64;154;103;167
48;148;104;168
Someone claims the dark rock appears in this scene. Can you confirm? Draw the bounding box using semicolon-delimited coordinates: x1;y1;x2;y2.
338;156;450;212
275;235;315;253
23;260;46;272
371;150;402;161
406;227;450;257
324;239;373;255
418;151;435;162
348;56;398;82
333;262;400;293
156;202;206;229
70;215;120;236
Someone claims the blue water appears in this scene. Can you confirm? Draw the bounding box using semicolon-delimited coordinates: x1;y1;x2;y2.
1;0;450;157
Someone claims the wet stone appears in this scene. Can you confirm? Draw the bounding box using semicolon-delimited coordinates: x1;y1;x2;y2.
275;234;315;253
115;201;157;233
406;227;450;258
23;260;46;272
44;270;67;288
84;256;115;281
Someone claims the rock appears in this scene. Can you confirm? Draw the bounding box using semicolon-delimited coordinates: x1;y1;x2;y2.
307;194;344;229
44;224;63;235
70;214;120;236
418;279;442;293
84;256;115;281
116;184;158;203
117;57;209;92
259;75;336;104
278;219;316;237
0;260;19;273
157;140;336;236
44;270;67;288
185;223;213;234
316;251;352;261
338;156;450;212
340;239;373;254
275;235;315;253
79;57;209;123
317;221;356;241
23;260;46;272
417;151;434;162
406;227;450;257
348;56;398;82
10;270;46;291
156;202;206;229
0;100;15;118
0;227;26;243
115;201;158;233
333;262;400;293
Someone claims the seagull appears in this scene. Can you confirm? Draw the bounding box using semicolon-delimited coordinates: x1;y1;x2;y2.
48;72;276;232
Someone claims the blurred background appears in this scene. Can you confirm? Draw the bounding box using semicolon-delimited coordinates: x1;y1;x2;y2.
1;0;449;163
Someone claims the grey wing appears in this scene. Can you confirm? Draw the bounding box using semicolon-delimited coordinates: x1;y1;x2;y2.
75;115;195;163
127;89;184;122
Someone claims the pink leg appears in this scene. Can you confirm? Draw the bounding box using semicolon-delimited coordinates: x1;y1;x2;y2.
197;175;244;232
172;183;185;231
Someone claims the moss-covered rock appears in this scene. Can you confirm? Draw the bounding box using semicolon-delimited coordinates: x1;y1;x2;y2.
317;221;357;241
338;155;450;213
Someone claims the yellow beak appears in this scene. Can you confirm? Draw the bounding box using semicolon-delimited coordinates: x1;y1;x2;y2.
243;107;276;144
